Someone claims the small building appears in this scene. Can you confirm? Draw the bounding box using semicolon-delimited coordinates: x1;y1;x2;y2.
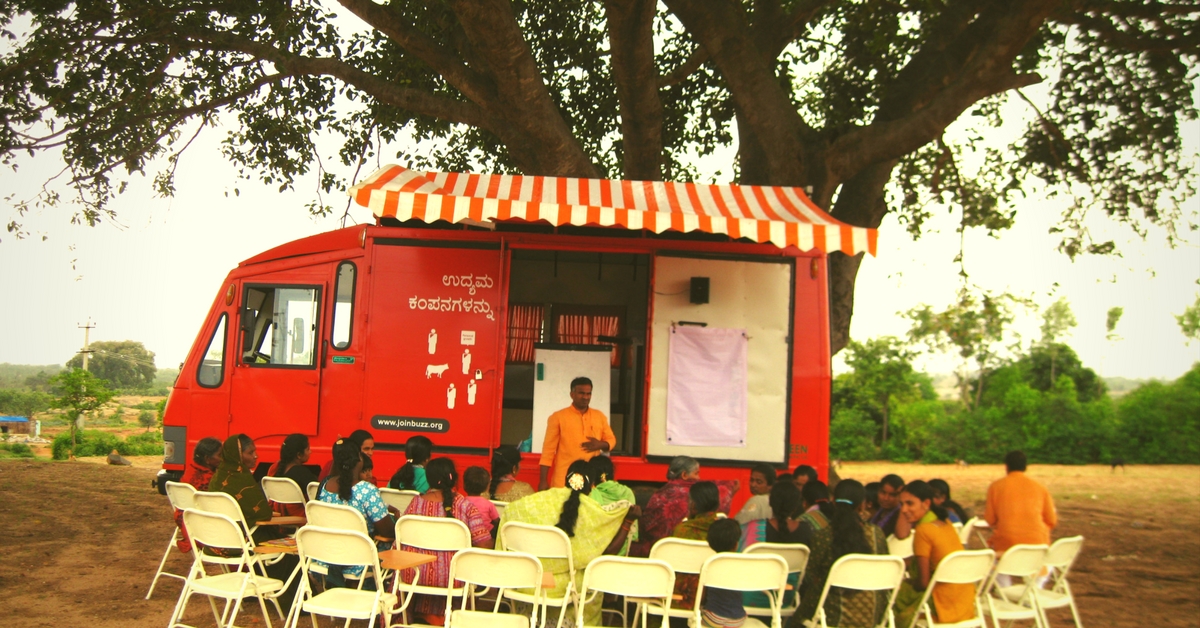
0;416;30;435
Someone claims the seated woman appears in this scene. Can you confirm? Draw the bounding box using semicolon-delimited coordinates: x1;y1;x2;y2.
267;433;317;518
389;435;433;492
790;479;889;628
488;444;535;502
802;480;830;513
401;457;493;625
635;456;739;556
739;482;808;609
893;481;974;628
589;455;635;505
734;462;777;524
173;436;222;552
670;481;726;611
210;434;274;537
318;440;399;586
318;429;374;481
498;460;639;626
928;478;968;524
861;481;882;522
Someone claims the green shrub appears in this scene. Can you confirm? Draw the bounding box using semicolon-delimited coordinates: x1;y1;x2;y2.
830;408;879;460
51;430;163;459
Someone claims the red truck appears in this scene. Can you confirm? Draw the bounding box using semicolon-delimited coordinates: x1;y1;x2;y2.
158;166;875;501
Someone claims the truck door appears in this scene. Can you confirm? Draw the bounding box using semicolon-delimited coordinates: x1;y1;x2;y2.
231;275;325;436
364;241;503;456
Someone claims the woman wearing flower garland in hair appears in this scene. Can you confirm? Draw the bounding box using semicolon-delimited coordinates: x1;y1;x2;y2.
400;457;493;625
498;459;640;626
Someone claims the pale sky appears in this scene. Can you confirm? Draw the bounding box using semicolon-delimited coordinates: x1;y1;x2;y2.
1;105;1197;381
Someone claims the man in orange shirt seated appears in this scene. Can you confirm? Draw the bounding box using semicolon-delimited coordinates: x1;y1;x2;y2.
984;450;1058;553
538;377;617;490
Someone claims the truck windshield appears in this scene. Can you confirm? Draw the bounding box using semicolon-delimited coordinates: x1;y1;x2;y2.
241;285;320;367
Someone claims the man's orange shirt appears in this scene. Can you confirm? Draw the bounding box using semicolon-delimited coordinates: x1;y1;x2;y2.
539;406;616;488
984;471;1057;552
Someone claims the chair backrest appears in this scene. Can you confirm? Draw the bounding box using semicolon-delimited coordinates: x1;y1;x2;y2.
261;476;306;505
579;556;675;601
307;481;319;502
396;514;472;552
297;526;384;591
182;508;252;562
450;548;544;615
744;542;811;575
193;491;250;530
928;549;995;585
379;487;419;512
698;553;789;594
992;544;1049;580
305;500;370;535
165;481;198;511
1044;536;1084;571
825;554;907;592
649;537;715;575
490;500;507;519
959;517;988;545
500;521;573;569
887;534;914;558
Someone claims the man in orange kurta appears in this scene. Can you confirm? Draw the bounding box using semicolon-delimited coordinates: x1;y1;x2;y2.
538;376;616;490
984;450;1058;552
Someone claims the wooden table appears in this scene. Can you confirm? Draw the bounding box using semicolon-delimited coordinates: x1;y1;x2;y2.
379;549;437;571
261;515;306;526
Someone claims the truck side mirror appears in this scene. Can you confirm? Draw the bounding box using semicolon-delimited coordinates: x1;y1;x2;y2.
240;307;256;334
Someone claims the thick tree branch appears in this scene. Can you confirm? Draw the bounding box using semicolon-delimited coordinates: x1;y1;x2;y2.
658;46;709;88
605;0;664;180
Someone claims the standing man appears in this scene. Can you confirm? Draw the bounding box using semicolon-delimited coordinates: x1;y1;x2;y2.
985;451;1057;552
538;376;616;490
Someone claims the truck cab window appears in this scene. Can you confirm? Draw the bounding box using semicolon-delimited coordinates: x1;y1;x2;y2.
241;286;320;367
331;262;356;350
197;314;227;387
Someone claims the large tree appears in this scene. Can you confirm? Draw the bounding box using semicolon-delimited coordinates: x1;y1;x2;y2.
2;0;1197;353
64;340;157;388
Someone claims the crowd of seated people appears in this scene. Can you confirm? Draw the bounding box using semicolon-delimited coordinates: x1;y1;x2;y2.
171;435;1060;628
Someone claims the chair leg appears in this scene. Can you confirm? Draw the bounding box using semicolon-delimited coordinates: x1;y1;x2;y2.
146;528;183;600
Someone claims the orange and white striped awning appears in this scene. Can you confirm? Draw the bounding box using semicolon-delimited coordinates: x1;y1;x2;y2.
349;164;877;256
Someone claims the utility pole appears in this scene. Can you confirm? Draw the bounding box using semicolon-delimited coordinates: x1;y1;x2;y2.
77;319;95;371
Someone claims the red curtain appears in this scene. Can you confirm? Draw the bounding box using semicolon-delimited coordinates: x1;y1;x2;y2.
506;304;544;363
555;313;621;367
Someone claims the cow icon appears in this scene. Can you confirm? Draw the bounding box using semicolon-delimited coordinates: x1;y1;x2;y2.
426;363;450;378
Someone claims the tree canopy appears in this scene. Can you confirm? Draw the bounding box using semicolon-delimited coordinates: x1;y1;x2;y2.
64;340;157;388
2;0;1197;352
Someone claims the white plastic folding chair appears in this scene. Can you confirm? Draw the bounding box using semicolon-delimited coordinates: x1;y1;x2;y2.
491;500;508;519
888;534;915;559
392;514;474;623
146;481;198;600
287;525;399;628
907;549;995;628
982;544;1049;628
1018;536;1084;628
634;537;715;623
500;521;578;628
695;553;789;628
446;548;544;628
959;518;990;548
261;476;307;513
576;557;675;628
810;554;906;628
193;490;261;537
379;487;420;513
307;481;320;502
305;500;370;534
744;542;810;619
168;509;288;628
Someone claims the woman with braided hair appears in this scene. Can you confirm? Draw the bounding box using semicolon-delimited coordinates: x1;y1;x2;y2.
316;439;397;587
266;433;316;518
498;459;640;626
400;457;493;625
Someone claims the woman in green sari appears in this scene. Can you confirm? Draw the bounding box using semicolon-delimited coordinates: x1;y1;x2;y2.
210;434;273;530
498;459;639;625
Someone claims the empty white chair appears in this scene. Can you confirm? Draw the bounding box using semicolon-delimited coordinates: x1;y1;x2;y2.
392;514;474;622
695;553;789;628
959;517;990;548
288;525;398;628
261;476;306;512
636;537;714;621
888;534;915;559
907;549;995;628
380;487;420;513
168;509;287;628
306;481;319;502
744;542;810;618
576;557;675;628
491;499;508;519
810;554;906;628
982;544;1050;628
1000;537;1084;628
447;548;544;628
500;521;578;628
146;481;198;600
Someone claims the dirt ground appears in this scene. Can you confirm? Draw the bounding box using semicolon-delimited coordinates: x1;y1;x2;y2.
0;459;1196;628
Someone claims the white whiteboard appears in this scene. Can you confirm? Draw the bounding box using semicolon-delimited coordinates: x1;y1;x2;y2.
530;347;612;454
647;256;792;463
